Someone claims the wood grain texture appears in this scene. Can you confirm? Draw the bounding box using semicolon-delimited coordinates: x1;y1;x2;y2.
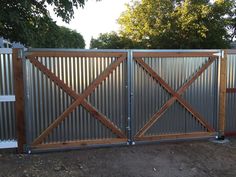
13;48;26;153
226;88;236;93
27;51;125;58
31;138;128;149
133;52;216;58
135;132;216;141
219;50;227;136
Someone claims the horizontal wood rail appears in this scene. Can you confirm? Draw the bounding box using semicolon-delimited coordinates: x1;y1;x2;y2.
226;88;236;93
31;138;127;149
135;132;216;141
27;51;125;58
133;52;217;58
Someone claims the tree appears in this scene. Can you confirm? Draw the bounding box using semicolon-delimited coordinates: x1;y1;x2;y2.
0;0;88;46
29;23;85;48
118;0;236;49
90;32;139;49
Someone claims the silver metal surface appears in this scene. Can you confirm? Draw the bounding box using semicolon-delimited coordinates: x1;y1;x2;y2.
127;50;132;143
0;48;12;54
25;53;128;145
0;95;15;102
0;141;17;149
226;52;236;132
132;49;220;53
2;48;235;151
132;54;218;137
0;48;16;142
226;49;236;54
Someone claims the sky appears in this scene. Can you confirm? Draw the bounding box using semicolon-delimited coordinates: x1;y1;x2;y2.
49;0;132;48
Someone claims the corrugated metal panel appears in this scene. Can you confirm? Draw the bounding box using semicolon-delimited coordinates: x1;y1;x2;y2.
226;53;236;132
132;56;218;136
25;55;128;144
0;49;16;141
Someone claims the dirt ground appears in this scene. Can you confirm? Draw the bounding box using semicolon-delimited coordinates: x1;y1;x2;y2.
0;138;236;177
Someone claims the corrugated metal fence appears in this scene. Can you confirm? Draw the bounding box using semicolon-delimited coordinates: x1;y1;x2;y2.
131;51;219;141
0;48;17;148
0;48;236;153
25;50;128;151
226;50;236;135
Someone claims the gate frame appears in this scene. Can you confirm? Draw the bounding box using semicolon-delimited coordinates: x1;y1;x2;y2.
24;49;129;152
11;48;228;153
130;49;223;143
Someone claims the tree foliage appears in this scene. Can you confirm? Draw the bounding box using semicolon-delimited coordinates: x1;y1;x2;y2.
29;23;85;48
117;0;236;49
0;0;87;47
90;32;139;49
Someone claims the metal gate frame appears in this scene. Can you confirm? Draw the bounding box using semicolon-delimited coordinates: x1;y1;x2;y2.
9;48;228;153
130;50;221;142
24;49;129;152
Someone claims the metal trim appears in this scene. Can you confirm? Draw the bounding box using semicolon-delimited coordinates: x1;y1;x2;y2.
25;48;221;54
216;51;222;132
0;95;15;102
0;48;12;54
226;50;236;54
0;141;17;149
26;48;128;53
127;50;132;143
131;49;221;53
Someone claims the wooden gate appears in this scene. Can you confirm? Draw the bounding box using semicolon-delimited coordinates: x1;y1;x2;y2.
24;49;128;151
131;51;221;142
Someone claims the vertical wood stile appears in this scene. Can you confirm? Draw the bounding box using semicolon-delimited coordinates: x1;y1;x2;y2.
219;50;227;138
13;48;26;153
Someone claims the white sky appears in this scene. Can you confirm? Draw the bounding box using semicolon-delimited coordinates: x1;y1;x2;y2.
49;0;132;48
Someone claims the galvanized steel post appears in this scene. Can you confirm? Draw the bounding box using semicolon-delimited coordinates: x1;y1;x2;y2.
127;50;132;144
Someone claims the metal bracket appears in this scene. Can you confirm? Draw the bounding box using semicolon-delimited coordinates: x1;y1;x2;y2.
213;51;224;58
23;144;32;154
17;49;24;59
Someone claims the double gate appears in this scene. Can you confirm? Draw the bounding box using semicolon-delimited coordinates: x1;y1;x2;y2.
1;48;232;153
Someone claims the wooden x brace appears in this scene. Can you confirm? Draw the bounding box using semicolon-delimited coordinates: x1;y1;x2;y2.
134;57;217;139
27;54;127;146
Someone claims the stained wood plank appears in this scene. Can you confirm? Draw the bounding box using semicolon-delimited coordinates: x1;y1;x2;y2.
226;88;236;93
27;51;125;58
13;48;26;153
31;138;127;149
219;50;227;137
135;132;216;141
133;52;216;58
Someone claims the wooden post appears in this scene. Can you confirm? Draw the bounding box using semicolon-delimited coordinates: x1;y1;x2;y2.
218;50;227;139
12;48;26;153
